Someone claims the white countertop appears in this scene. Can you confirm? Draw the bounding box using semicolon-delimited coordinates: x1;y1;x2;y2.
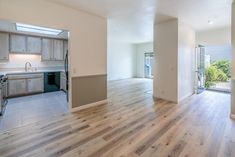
0;69;64;76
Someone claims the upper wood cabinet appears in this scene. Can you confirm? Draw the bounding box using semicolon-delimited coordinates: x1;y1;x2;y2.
42;39;65;61
42;38;53;61
10;34;42;54
53;39;64;61
3;33;67;61
27;36;42;54
10;34;26;53
0;32;9;61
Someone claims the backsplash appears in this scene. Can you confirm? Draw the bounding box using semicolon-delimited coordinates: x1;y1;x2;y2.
0;54;63;70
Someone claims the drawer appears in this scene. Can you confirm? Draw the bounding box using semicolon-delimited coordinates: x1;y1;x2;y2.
7;73;43;80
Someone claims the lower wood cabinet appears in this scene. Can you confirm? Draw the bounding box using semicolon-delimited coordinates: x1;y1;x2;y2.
7;73;44;97
60;72;67;92
8;79;27;96
27;78;43;93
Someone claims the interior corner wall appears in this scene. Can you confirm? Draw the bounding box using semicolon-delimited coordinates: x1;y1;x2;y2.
154;19;195;103
154;19;179;102
178;22;195;102
135;42;153;78
107;40;136;80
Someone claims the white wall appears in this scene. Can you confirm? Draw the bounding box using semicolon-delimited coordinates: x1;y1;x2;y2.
107;20;136;81
135;42;153;78
196;27;231;46
178;22;195;101
154;19;179;102
154;19;195;103
107;40;136;80
0;0;107;77
0;54;63;70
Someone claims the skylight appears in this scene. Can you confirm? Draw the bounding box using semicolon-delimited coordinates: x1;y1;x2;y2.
16;23;63;35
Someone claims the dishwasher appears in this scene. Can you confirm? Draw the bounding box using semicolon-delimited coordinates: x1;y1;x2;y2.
44;72;60;93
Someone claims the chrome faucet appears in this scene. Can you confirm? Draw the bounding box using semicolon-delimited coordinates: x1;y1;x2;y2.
25;62;32;72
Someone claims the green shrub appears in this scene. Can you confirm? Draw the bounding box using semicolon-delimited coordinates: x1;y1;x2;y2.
216;69;228;82
212;60;231;78
205;81;215;88
205;66;218;82
205;64;229;88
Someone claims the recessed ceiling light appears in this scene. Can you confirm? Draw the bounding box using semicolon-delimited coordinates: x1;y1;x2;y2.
208;20;214;25
16;23;62;35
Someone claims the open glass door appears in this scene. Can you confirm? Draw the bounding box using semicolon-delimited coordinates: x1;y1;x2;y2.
195;45;206;94
204;45;232;93
144;52;154;79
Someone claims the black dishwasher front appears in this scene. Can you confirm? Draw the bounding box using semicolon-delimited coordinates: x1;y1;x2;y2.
44;72;60;93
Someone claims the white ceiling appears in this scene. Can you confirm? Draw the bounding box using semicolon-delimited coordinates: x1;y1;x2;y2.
50;0;232;43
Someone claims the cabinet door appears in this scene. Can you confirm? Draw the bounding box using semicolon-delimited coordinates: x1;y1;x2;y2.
27;36;42;54
27;78;43;93
60;72;67;91
10;34;26;53
42;38;53;61
8;79;27;96
0;33;9;60
53;39;64;61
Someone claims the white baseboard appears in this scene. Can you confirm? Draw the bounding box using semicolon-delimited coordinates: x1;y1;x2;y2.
179;92;194;103
71;99;108;112
230;114;235;119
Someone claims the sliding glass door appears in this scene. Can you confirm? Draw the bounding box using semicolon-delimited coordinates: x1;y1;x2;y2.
144;52;154;78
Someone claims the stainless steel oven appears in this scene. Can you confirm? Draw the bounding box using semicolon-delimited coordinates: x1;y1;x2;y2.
0;76;8;116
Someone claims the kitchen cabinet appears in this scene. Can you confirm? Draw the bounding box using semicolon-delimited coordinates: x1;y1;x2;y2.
10;34;26;53
42;39;64;61
60;72;67;92
0;32;9;61
53;39;64;61
7;73;44;97
8;79;27;96
27;77;43;93
27;36;42;54
42;38;53;61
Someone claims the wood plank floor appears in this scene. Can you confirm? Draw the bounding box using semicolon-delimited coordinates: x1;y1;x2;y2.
0;78;234;157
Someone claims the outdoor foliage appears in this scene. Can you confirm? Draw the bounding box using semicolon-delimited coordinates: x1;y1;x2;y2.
205;60;231;88
212;60;231;78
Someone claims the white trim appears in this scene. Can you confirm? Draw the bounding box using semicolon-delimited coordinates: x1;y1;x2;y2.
231;114;235;119
71;99;108;112
179;92;194;103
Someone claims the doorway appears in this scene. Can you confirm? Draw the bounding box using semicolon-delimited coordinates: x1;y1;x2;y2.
0;19;70;131
204;45;232;92
144;52;154;79
195;44;232;93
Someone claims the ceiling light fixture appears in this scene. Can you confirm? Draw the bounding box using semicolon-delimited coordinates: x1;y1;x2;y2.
16;23;62;35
